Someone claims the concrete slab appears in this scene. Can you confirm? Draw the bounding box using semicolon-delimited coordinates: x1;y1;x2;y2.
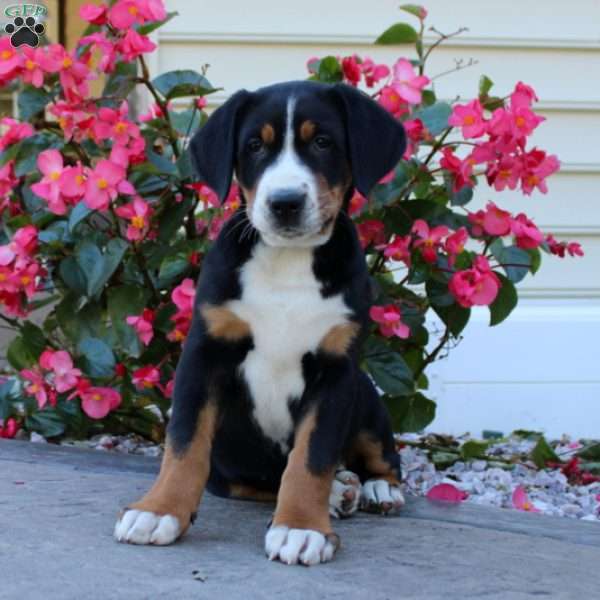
0;439;597;600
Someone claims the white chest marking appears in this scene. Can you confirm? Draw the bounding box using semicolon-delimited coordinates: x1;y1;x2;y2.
227;243;350;449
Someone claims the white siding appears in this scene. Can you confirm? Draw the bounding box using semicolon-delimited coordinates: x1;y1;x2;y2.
158;0;600;436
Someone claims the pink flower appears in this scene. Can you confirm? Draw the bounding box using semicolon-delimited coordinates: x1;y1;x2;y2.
341;56;361;86
520;149;560;195
391;58;429;105
511;214;543;249
0;38;23;80
172;278;196;314
165;377;175;398
449;256;500;308
381;234;412;266
94;102;140;146
132;365;162;391
482;202;512;236
449;99;486;138
545;235;584;258
20;368;49;409
20;47;46;88
378;85;408;117
348;191;367;216
79;32;118;73
109;0;166;29
360;57;389;87
412;219;448;263
512;486;540;513
80;385;122;419
486;156;521;192
84;159;131;211
0;225;38;265
0;118;34;151
0;417;20;439
444;227;468;264
402;118;426;158
31;150;68;215
510;81;538;109
115;197;152;241
117;29;156;62
126;308;155;346
79;2;108;25
59;163;87;200
357;220;385;249
40;349;82;393
439;148;474;192
369;304;410;339
426;483;468;503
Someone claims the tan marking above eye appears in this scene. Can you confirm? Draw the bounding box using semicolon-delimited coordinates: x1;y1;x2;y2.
260;123;275;145
300;120;316;142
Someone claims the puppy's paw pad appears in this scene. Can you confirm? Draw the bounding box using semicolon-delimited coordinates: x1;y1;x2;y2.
114;509;181;545
360;479;405;515
265;526;338;566
329;469;362;518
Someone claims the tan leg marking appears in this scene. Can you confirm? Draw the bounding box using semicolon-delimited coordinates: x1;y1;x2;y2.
229;483;278;502
200;304;251;341
348;432;401;485
299;120;316;142
127;403;217;536
272;413;335;533
261;123;275;145
319;321;360;355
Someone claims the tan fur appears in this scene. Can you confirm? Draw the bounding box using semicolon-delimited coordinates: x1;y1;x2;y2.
272;413;335;533
319;321;360;355
261;123;275;145
316;174;348;228
348;432;401;485
200;304;252;341
240;185;257;213
299;120;316;142
228;483;278;502
127;403;217;536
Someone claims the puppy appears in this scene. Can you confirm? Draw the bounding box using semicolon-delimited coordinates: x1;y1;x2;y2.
115;81;407;566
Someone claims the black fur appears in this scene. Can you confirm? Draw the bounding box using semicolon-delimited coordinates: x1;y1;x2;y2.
172;81;405;496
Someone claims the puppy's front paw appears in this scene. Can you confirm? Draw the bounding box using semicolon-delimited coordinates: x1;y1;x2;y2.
329;469;361;518
265;525;339;566
360;479;405;515
114;509;181;545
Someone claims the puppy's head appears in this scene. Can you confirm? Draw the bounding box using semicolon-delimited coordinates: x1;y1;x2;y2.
190;81;406;247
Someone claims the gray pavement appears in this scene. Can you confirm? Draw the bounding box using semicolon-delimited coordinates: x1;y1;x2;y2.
0;439;598;600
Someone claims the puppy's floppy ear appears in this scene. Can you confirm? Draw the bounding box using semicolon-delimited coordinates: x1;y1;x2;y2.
333;84;406;198
188;90;252;202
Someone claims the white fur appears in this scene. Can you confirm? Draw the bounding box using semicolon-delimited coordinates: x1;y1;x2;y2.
265;525;337;565
227;242;350;450
360;479;405;514
249;97;327;247
329;469;362;518
114;509;181;545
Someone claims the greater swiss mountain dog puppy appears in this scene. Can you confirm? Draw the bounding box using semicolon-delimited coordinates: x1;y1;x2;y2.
114;81;407;566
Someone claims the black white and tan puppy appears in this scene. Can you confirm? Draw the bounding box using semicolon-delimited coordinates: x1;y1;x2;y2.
114;80;407;566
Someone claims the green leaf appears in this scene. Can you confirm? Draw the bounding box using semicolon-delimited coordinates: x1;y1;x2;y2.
431;451;460;468
170;108;201;137
576;443;600;460
6;336;36;370
489;274;518;326
137;11;178;35
531;436;560;469
375;22;418;45
176;150;194;180
399;4;425;18
152;70;216;100
413;102;452;136
38;220;70;245
0;378;19;420
426;279;454;307
20;321;47;359
55;294;108;344
364;338;414;396
59;256;88;296
491;242;531;283
14;134;63;177
311;56;343;84
18;86;52;120
478;75;494;98
432;303;471;337
25;409;66;438
158;252;190;284
158;196;193;242
526;247;542;275
68;202;93;232
450;184;473;207
384;392;436;432
461;440;490;460
78;337;116;378
75;239;128;298
103;61;138;98
107;285;150;358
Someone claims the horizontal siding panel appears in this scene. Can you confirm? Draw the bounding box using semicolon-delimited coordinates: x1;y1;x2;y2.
158;42;600;105
165;0;600;46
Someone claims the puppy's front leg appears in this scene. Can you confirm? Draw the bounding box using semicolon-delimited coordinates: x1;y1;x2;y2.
266;357;355;566
114;322;217;546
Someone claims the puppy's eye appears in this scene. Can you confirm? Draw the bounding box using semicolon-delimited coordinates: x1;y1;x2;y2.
247;138;264;153
313;135;332;150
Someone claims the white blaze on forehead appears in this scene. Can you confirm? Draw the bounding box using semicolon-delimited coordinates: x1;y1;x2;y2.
249;95;322;246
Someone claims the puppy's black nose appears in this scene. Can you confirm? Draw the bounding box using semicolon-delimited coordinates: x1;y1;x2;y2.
268;189;306;226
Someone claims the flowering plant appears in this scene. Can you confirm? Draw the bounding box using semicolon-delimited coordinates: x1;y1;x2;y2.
0;2;582;440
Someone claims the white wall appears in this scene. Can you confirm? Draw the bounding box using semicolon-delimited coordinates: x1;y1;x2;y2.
158;0;600;437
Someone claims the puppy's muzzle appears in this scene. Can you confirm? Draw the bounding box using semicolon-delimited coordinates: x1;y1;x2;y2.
268;189;306;230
